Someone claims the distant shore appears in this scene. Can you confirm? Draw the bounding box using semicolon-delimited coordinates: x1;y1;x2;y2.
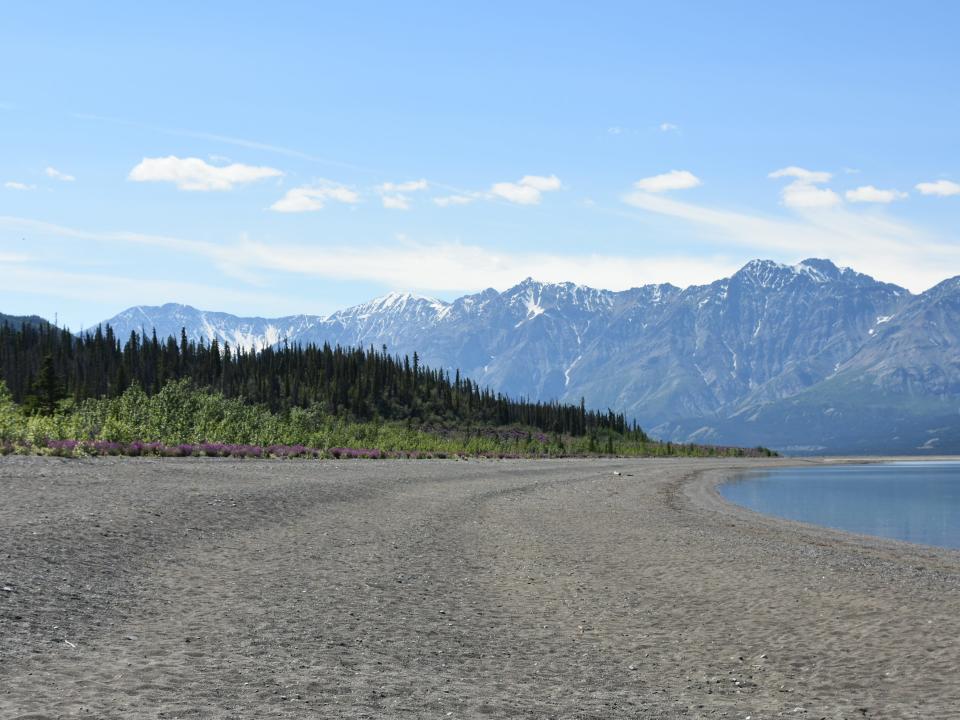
2;455;958;718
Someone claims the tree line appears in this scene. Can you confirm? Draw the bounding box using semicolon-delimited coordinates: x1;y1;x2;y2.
0;320;645;439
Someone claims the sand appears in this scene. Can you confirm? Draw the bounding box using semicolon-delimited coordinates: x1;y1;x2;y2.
1;455;959;719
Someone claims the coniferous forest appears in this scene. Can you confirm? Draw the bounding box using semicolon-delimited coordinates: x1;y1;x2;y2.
0;318;776;458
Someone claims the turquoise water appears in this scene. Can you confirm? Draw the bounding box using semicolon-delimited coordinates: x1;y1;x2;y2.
720;461;960;550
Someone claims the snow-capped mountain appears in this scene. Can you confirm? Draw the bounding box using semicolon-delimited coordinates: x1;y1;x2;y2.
295;292;453;352
100;303;324;352
95;259;960;453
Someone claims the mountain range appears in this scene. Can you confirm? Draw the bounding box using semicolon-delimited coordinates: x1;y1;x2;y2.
93;258;960;455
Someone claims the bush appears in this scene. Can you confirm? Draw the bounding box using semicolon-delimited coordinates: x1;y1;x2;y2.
0;379;776;460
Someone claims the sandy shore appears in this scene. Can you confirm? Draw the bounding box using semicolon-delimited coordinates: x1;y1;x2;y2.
1;456;958;718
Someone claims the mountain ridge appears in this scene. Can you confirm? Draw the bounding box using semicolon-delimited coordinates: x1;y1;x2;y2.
93;258;960;454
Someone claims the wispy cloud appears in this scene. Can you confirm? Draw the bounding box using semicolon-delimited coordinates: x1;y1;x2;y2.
376;179;428;210
915;179;960;197
845;185;907;203
621;187;957;292
129;156;283;191
490;175;562;205
433;194;475;207
4;181;35;191
0;215;266;284
45;166;75;182
228;236;733;292
381;195;410;210
768;167;832;184
2;215;226;255
379;179;428;193
769;166;841;208
0;214;735;295
0;263;282;315
633;170;700;193
74;112;382;174
659;122;679;132
269;183;360;213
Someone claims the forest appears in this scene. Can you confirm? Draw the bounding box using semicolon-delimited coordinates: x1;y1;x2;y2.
0;318;776;459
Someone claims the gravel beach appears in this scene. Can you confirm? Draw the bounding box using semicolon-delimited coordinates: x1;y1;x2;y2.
2;456;958;718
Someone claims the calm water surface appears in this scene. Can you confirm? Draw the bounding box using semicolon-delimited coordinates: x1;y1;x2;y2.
720;461;960;550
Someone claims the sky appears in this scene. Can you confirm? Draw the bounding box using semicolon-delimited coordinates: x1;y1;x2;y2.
1;1;959;330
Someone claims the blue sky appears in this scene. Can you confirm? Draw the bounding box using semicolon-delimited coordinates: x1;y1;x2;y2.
2;1;959;329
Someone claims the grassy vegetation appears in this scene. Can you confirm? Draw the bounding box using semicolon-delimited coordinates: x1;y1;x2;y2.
0;379;776;459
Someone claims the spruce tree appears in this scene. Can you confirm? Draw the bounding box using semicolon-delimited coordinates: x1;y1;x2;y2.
32;354;65;415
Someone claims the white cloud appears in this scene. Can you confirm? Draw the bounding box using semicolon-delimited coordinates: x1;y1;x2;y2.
379;179;428;193
433;195;474;207
768;166;832;184
520;175;562;191
915;179;960;197
607;126;623;135
633;170;701;193
621;188;957;292
375;179;428;210
4;181;34;191
659;122;679;132
769;166;841;208
781;183;842;208
490;174;562;205
382;195;410;210
845;185;908;204
128;156;283;191
270;184;360;213
490;183;540;205
45;166;75;182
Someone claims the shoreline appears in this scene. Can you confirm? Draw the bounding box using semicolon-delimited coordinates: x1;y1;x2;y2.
3;455;959;717
687;456;960;562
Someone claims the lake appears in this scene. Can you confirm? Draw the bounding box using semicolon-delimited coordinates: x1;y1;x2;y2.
720;461;960;550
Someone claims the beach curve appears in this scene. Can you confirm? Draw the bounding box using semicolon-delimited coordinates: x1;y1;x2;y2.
2;455;958;718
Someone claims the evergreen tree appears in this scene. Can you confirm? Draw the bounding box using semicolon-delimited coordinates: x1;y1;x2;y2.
0;321;639;437
30;354;65;415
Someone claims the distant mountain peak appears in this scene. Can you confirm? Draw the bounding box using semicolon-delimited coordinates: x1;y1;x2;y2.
797;257;839;272
922;275;960;298
338;291;450;321
733;257;859;289
794;257;842;281
380;290;436;302
369;291;446;309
